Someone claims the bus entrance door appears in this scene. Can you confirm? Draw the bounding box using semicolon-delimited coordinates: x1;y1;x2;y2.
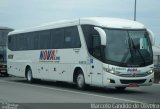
90;59;103;86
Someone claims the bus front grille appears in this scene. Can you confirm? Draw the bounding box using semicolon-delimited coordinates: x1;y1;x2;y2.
120;79;146;84
118;73;148;77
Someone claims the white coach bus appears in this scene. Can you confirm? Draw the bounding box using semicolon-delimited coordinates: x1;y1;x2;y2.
7;17;154;90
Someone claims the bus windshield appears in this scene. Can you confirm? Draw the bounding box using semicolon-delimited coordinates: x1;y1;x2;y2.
104;29;153;67
0;46;6;63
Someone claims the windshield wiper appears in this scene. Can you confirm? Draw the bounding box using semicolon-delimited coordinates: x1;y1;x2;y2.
130;38;146;66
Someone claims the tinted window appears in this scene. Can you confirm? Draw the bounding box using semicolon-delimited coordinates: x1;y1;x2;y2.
8;26;80;50
27;33;34;50
81;25;94;54
39;30;51;49
82;25;101;59
0;30;5;45
64;26;81;48
0;46;6;62
8;35;16;51
51;28;64;49
27;32;39;50
34;32;39;49
93;34;101;58
8;36;13;50
16;34;28;50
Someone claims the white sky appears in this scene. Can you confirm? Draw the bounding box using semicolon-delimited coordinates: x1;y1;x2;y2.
0;0;160;45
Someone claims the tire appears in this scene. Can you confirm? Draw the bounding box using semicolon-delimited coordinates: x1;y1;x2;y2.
115;87;126;91
26;68;34;83
76;70;85;90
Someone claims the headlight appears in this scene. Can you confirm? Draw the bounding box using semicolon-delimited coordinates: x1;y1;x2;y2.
108;69;120;75
147;70;154;75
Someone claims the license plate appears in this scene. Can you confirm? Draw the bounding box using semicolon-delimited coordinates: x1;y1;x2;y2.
128;83;138;87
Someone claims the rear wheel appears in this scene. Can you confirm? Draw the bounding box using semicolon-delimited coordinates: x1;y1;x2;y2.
26;68;34;83
76;70;85;89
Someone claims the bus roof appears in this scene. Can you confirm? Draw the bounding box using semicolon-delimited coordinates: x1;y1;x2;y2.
80;17;145;29
0;26;13;30
9;17;145;35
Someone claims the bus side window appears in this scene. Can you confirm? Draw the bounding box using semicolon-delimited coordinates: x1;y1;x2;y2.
17;34;28;50
82;25;101;60
92;32;101;59
51;28;64;49
39;30;51;49
81;25;94;54
33;32;39;50
64;26;81;48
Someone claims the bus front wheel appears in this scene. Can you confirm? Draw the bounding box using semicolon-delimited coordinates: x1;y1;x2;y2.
76;70;85;89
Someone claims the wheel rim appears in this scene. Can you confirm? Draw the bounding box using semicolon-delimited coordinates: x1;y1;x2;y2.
27;70;32;81
77;74;84;88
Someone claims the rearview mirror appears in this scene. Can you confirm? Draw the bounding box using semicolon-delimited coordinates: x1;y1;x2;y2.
147;29;155;45
94;27;107;46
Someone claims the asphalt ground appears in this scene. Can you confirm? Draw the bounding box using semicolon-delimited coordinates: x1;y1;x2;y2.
0;76;160;109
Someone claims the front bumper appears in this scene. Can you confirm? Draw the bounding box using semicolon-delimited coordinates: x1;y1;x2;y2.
103;72;154;87
0;64;7;76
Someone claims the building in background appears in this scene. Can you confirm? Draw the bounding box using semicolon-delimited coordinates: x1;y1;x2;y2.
152;45;160;71
0;27;13;76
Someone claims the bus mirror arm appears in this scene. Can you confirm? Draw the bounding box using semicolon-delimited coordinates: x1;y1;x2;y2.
94;27;107;46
